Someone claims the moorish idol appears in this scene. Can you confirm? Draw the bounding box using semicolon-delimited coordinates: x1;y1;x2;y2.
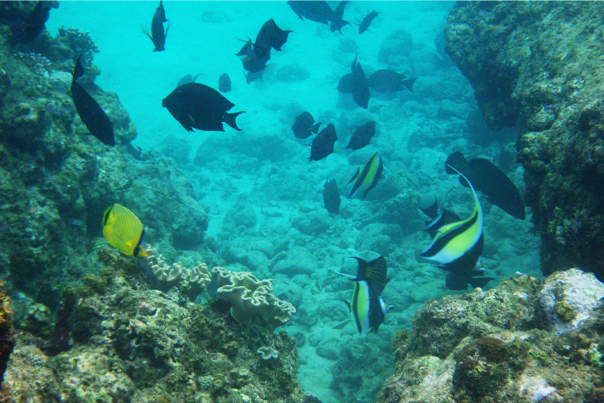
348;152;383;200
102;204;147;257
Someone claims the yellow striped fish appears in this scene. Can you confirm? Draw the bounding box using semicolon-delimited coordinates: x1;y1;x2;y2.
420;165;483;271
348;152;383;199
102;204;147;257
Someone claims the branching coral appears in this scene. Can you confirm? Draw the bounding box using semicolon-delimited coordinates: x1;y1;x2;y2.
144;246;211;291
212;266;296;330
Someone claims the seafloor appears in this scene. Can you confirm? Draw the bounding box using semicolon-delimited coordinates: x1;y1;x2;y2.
0;2;603;403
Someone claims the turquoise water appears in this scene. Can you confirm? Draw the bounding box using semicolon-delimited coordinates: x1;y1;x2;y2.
45;2;541;402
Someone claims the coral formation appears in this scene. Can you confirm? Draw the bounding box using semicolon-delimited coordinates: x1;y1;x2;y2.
0;280;14;388
444;2;604;281
258;346;279;360
144;245;211;290
377;269;604;402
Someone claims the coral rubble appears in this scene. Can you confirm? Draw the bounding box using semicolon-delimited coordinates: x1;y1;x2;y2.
444;2;604;281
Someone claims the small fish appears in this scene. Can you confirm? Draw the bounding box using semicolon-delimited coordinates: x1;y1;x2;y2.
323;178;341;215
219;73;232;92
329;1;350;34
236;38;254;57
359;10;379;34
288;1;334;25
351;55;370;109
309;123;337;161
488;25;508;35
177;74;200;87
445;151;525;219
420;165;483;273
292;111;321;139
102;204;147;257
337;73;354;94
70;55;115;146
143;1;169;52
348;152;383;200
345;121;375;150
10;1;51;45
368;70;416;93
162;83;245;132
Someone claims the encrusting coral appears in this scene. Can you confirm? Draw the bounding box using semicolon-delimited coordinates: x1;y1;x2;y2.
0;280;15;388
212;266;296;331
143;245;211;291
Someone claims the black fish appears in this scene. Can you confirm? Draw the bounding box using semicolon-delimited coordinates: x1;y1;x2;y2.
292;112;321;139
236;38;254;57
162;83;245;132
445;267;496;291
219;73;232;92
368;70;416;93
245;70;265;84
10;1;51;45
70;55;115;146
337;73;354;94
144;1;169;52
310;124;337;161
346;121;375;150
323;179;341;215
288;1;333;25
445;152;526;219
420;198;462;239
330;1;350;33
177;74;200;87
351;55;370;109
242;53;270;74
359;10;379;34
254;18;292;59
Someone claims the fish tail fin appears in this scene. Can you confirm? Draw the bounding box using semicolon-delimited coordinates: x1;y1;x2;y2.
311;122;321;134
73;54;84;81
224;111;245;131
402;78;417;92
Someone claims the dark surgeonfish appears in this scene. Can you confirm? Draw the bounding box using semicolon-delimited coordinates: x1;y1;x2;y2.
349;152;383;199
143;1;169;51
346;121;375;150
288;1;333;25
162;83;245;132
10;1;52;45
337;73;354;94
236;38;254;57
292;111;321;139
351;55;370;109
177;74;200;87
219;73;232;92
445;151;526;219
368;70;416;93
359;10;379;34
70;55;115;146
103;204;148;257
309;123;337;161
254;18;292;59
330;1;350;33
323;179;341;215
338;256;393;334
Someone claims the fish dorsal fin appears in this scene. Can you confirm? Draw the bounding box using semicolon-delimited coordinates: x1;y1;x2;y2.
363;255;388;296
349;167;360;183
73;54;84;81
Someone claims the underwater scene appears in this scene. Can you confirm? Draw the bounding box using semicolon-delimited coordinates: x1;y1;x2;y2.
1;1;604;402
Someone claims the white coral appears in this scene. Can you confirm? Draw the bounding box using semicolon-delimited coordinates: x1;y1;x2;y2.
144;246;211;290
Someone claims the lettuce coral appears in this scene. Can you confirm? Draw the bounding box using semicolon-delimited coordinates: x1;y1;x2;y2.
144;246;211;290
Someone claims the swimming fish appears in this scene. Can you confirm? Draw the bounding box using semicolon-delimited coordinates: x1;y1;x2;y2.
345;121;375;150
309;123;337;161
162;83;245;132
254;18;292;60
420;197;462;239
444;260;496;291
102;203;147;257
348;152;383;200
236;38;254;57
330;1;350;34
292;111;321;139
351;55;370;109
177;74;200;87
70;55;115;146
10;1;51;45
323;179;341;215
339;256;392;334
288;1;333;25
368;70;416;93
219;73;232;92
445;151;525;219
359;10;379;34
337;73;354;94
143;1;169;52
420;165;483;274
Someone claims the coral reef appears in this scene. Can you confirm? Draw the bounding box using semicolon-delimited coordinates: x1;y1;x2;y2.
444;2;604;281
2;255;304;402
144;245;211;291
0;280;14;388
377;269;604;402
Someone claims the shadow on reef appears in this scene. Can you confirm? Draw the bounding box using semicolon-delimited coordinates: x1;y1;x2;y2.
444;1;604;282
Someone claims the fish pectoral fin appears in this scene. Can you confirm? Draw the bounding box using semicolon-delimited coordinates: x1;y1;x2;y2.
140;25;152;39
164;20;171;36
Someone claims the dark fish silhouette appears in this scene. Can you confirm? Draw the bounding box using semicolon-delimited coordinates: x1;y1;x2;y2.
310;124;337;161
351;55;370;109
162;83;245;132
143;1;169;51
219;73;232;92
420;198;462;239
445;267;496;291
236;38;254;57
359;10;379;34
177;74;200;87
368;70;416;93
10;1;51;45
445;152;526;220
288;1;333;25
323;179;341;215
346;121;375;150
337;73;354;94
292;112;321;139
254;18;292;60
330;1;350;33
70;55;115;146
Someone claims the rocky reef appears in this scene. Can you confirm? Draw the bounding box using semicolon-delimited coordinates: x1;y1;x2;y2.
444;2;604;281
377;268;604;403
